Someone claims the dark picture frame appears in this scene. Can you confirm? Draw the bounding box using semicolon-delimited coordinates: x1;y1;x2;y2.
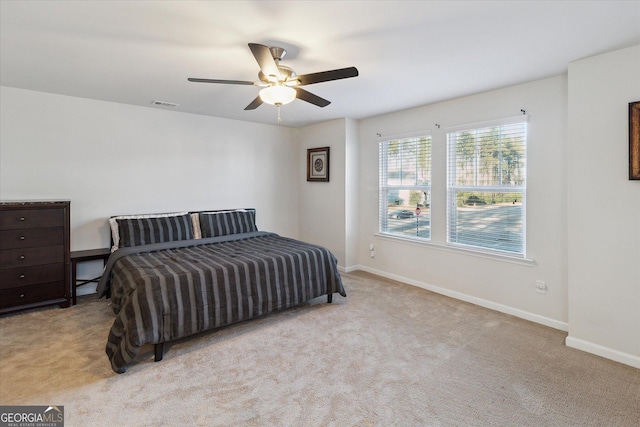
307;147;330;182
630;101;640;180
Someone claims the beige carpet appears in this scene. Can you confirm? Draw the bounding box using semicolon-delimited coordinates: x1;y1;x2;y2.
1;271;639;426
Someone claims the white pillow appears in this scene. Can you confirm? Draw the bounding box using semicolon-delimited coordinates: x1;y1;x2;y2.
190;213;201;239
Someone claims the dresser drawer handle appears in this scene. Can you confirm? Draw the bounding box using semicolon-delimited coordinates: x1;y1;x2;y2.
20;217;25;221
20;236;25;240
20;294;25;298
19;274;25;279
19;255;25;260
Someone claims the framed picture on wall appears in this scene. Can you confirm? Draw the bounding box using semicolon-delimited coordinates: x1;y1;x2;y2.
307;147;330;182
630;101;640;180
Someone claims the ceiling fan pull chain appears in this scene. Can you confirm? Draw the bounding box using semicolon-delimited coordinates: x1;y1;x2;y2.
277;104;282;123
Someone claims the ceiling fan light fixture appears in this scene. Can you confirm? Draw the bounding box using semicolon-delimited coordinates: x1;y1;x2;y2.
259;85;296;106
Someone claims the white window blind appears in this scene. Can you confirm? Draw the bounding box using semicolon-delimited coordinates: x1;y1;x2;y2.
379;135;431;240
446;119;527;255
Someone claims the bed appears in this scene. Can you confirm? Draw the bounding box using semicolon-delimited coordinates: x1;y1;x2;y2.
96;209;345;373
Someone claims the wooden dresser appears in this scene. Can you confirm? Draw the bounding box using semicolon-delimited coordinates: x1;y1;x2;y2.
0;201;70;314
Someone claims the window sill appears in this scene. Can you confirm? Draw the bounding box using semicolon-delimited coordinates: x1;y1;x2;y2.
373;233;535;266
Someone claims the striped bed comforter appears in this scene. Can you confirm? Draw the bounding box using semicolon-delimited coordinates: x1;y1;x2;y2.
96;231;345;373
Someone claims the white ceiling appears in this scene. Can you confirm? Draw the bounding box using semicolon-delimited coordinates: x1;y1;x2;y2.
1;1;639;128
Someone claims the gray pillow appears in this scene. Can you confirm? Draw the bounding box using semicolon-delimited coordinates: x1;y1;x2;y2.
198;210;257;238
116;213;194;248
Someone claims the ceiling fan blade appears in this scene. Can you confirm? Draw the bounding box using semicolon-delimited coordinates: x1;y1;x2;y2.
295;67;359;86
248;43;281;81
295;88;331;107
244;96;263;110
188;78;255;85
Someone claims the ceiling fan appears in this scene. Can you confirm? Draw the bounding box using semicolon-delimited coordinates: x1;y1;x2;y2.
188;43;359;112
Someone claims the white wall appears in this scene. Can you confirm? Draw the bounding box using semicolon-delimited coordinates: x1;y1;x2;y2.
566;45;640;367
296;117;359;270
297;119;347;266
356;75;569;330
1;86;299;289
344;118;359;269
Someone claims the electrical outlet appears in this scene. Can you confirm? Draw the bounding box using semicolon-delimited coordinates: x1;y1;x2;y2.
535;280;547;294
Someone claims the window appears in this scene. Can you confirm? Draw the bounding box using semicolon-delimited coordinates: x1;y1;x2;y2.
379;135;431;240
446;118;527;256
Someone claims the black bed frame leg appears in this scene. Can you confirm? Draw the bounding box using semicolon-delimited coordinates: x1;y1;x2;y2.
154;343;164;362
327;293;333;304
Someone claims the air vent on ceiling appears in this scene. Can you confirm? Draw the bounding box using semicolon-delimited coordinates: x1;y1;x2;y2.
151;100;179;108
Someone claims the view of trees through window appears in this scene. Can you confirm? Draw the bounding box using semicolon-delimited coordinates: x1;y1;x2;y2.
447;121;527;255
379;136;431;240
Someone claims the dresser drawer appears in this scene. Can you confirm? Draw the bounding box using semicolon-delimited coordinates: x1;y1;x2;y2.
0;281;66;309
0;264;64;290
0;227;64;250
0;245;64;269
0;201;70;312
0;208;64;230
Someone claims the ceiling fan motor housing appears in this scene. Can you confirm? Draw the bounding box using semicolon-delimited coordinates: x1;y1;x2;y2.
259;65;296;84
269;46;287;61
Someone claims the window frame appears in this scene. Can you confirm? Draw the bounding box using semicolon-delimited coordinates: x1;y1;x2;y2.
378;133;432;242
445;116;528;257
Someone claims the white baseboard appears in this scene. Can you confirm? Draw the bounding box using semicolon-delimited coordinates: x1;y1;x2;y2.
565;336;640;369
347;264;569;332
340;265;360;273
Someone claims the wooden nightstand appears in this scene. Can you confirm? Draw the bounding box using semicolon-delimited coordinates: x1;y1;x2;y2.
70;248;110;305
